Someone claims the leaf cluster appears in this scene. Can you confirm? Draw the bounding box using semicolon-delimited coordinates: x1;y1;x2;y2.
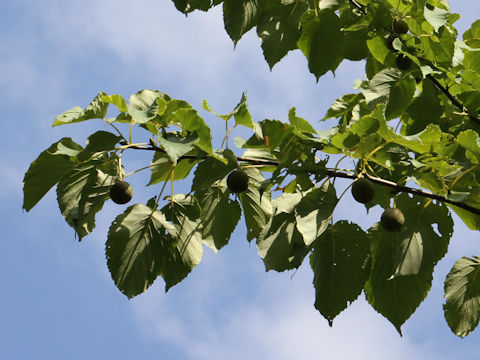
23;0;480;338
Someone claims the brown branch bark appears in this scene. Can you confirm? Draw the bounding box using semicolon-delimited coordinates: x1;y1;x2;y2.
126;144;480;215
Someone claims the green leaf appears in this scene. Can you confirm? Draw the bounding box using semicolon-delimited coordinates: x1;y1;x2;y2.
128;102;159;124
223;0;261;44
365;223;433;334
271;192;303;215
148;152;198;185
322;93;364;126
196;185;242;252
463;20;480;48
172;0;213;13
311;221;370;325
297;9;344;80
238;168;273;241
391;195;452;277
342;30;369;62
78;131;121;161
101;94;128;113
172;108;214;156
288;107;317;134
424;4;449;32
231;92;254;128
157;131;199;165
57;158;117;240
106;204;175;298
129;89;170;110
373;107;446;155
366;35;392;65
127;91;168;125
427;27;456;66
244;119;292;150
362;69;416;120
23;138;83;211
404;80;443;135
191;149;237;192
458;91;480;114
161;194;204;291
464;51;480;74
202;92;254;128
362;195;454;336
457;130;480;163
444;256;480;338
447;204;480;230
257;212;307;271
295;181;338;246
53;91;108;126
256;1;307;69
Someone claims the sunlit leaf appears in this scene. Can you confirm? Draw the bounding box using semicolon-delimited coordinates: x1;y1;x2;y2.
202;92;254;128
365;223;433;334
444;256;480;337
106;204;175;298
424;4;449;32
23;138;82;211
161;194;204;291
172;108;215;156
57;158;117;240
78;131;121;161
362;69;416;120
257;211;307;271
238;168;273;242
295;181;337;246
157;131;199;165
223;0;261;44
257;1;307;68
53;91;108;126
149;153;198;185
101;94;128;113
297;9;344;79
311;221;370;325
196;184;242;251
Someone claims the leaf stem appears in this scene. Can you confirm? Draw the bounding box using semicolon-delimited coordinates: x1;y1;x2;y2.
104;119;129;143
129;118;134;144
153;166;175;209
449;165;478;190
123;164;155;178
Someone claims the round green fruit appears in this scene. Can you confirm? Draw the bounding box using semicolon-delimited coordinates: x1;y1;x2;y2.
227;170;249;193
393;19;409;34
351;178;375;204
381;207;405;232
396;54;412;70
109;180;133;204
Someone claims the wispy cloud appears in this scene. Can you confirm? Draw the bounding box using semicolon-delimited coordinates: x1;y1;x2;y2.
130;257;450;360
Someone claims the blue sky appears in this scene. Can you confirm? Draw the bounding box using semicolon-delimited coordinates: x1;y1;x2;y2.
2;1;480;359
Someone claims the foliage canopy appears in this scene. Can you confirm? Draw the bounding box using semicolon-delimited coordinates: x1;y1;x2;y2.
23;0;480;337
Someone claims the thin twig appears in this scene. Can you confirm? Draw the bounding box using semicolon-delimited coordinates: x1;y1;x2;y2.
348;0;366;15
427;74;480;127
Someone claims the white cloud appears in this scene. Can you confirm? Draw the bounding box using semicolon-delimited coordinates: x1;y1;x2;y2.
130;257;452;360
24;0;362;123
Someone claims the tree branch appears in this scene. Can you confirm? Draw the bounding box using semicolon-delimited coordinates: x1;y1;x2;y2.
126;144;480;215
348;0;366;15
427;74;480;127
